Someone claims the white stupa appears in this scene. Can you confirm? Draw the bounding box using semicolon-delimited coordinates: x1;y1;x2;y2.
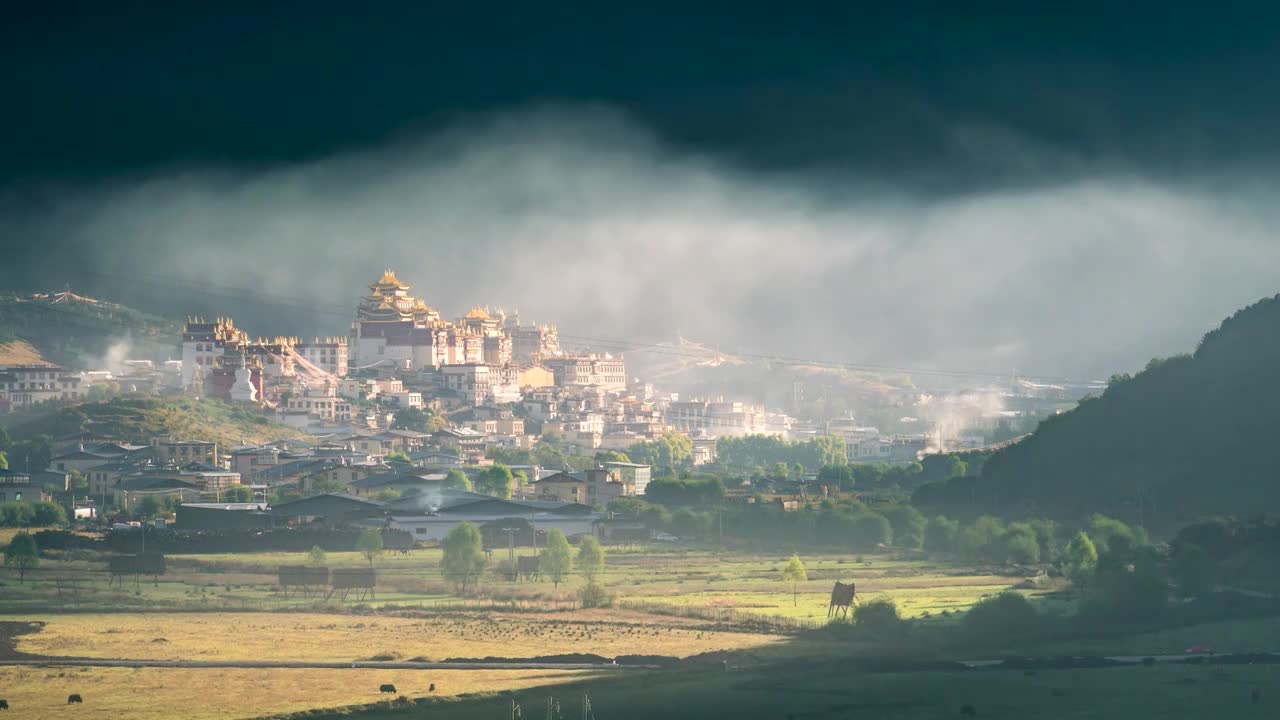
230;365;257;402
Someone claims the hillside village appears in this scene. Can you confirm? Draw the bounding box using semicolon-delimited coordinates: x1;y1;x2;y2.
0;271;1088;538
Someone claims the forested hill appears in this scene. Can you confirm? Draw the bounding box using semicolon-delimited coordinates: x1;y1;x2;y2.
916;294;1280;526
0;289;181;368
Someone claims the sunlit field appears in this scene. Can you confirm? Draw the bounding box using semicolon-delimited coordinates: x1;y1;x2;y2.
0;544;1065;720
0;546;1054;622
0;666;596;720
13;610;782;662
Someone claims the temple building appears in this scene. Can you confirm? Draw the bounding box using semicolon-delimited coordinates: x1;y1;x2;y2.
544;354;627;392
295;337;348;377
181;317;248;387
508;319;562;365
350;270;509;371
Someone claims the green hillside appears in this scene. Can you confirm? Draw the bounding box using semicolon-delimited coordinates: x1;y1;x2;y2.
0;289;181;368
4;397;309;447
915;294;1280;527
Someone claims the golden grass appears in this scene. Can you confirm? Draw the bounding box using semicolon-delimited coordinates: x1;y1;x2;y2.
0;666;594;720
15;610;782;662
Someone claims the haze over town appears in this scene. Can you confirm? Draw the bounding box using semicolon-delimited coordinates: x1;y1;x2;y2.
5;6;1280;720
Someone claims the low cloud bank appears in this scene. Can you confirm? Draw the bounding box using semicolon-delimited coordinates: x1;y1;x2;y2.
10;107;1280;381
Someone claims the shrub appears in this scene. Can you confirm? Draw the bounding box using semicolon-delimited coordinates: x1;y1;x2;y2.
881;506;926;549
579;582;614;608
925;516;959;554
1080;561;1168;622
30;501;66;527
850;512;892;550
956;516;1005;561
1002;524;1041;564
0;501;35;527
963;591;1044;640
853;597;903;636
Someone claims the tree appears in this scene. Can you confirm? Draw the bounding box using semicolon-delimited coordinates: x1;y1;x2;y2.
30;501;66;527
442;468;472;491
5;436;52;474
1064;531;1099;588
881;506;926;549
925;516;960;554
0;450;6;470
475;465;514;499
782;552;807;607
850;512;892;550
0;502;35;527
440;522;486;592
771;462;790;480
595;450;631;464
577;535;605;584
356;527;384;567
224;486;254;503
311;475;345;495
135;495;164;518
4;531;38;583
540;529;574;589
307;545;327;567
386;449;411;463
1002;525;1041;564
392;407;443;433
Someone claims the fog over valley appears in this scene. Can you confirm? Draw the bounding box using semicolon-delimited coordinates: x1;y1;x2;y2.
6;107;1279;383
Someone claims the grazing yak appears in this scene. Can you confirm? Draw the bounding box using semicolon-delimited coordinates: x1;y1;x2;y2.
379;684;397;694
0;698;9;710
67;694;83;704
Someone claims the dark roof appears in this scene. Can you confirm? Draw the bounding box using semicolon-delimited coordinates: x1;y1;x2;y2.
116;476;200;491
347;471;434;489
254;459;334;481
180;461;225;472
53;450;115;461
0;468;32;479
269;493;385;516
438;497;589;516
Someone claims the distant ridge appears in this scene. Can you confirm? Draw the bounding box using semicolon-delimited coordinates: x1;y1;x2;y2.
916;294;1280;526
0;288;181;369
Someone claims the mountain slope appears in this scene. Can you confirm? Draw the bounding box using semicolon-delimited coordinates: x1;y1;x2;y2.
0;289;181;368
4;397;309;447
917;294;1280;525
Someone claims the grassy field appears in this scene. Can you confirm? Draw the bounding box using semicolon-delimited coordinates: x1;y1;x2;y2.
279;661;1280;720
0;666;595;720
0;545;1071;719
13;610;783;662
1;546;1052;624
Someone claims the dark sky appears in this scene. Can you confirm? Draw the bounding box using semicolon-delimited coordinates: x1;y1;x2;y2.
4;4;1278;189
4;4;1280;380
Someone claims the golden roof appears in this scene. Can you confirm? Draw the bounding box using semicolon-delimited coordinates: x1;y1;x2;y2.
369;269;409;290
465;306;491;320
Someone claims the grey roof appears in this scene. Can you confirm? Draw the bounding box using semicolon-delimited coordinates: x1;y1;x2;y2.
271;492;384;509
347;471;435;489
116;476;200;491
254;459;334;481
